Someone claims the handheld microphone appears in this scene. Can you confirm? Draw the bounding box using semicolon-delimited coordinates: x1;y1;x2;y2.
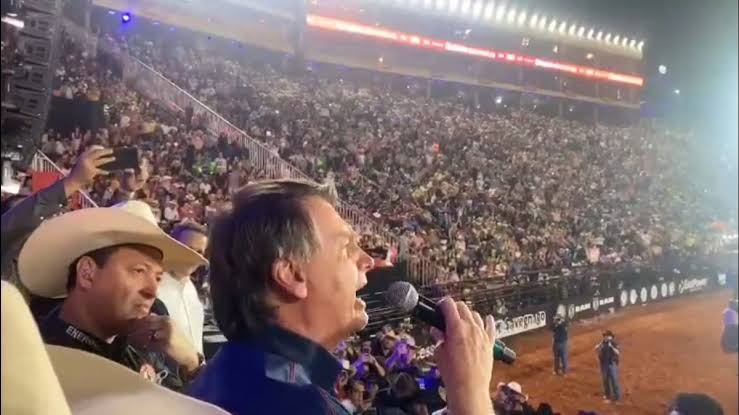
385;281;516;365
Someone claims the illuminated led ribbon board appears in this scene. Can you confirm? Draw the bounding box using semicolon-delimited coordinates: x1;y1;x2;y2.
306;14;644;88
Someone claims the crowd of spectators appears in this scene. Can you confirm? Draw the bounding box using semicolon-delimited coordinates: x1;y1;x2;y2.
32;16;733;286
1;14;733;415
332;320;566;415
109;22;730;283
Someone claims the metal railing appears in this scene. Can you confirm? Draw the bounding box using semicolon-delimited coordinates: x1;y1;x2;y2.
61;19;446;285
30;151;99;209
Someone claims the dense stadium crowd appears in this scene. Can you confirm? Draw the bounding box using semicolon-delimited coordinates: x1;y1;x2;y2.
331;320;567;415
36;20;730;288
1;11;733;415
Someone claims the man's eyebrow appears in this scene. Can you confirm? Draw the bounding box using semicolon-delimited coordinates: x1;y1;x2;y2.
334;230;359;242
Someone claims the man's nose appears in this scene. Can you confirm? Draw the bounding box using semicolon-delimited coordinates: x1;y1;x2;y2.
140;274;159;299
358;250;374;273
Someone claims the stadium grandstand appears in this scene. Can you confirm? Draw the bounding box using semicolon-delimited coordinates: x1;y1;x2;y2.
2;0;737;414
89;0;645;124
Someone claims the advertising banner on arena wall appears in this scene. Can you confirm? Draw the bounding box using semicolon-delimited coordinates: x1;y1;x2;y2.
614;272;720;312
556;290;617;322
495;307;550;339
677;276;710;295
617;280;679;309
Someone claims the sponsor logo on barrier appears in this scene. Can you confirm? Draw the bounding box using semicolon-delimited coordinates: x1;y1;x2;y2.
669;282;676;296
640;287;648;303
630;289;638;305
497;310;547;338
661;283;668;298
556;304;566;319
650;285;658;300
567;304;576;320
574;303;591;314
620;290;628;307
592;296;614;312
679;278;708;294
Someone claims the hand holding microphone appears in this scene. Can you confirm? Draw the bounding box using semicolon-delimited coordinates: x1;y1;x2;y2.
385;282;517;364
386;282;513;415
432;298;496;415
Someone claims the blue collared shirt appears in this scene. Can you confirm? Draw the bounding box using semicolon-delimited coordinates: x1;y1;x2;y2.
187;325;349;415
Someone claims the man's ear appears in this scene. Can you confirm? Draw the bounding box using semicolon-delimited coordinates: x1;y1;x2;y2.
75;256;98;290
271;258;308;300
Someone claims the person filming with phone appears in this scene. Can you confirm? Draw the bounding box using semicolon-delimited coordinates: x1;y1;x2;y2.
550;314;568;376
595;330;621;402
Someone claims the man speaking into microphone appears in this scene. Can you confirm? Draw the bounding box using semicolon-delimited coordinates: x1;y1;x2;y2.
188;179;497;415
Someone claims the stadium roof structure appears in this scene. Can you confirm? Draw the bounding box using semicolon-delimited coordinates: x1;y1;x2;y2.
332;0;645;60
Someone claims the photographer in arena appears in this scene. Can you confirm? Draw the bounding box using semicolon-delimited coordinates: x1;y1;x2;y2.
550;314;568;376
595;330;621;402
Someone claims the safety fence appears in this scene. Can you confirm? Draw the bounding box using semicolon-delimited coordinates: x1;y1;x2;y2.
364;259;735;339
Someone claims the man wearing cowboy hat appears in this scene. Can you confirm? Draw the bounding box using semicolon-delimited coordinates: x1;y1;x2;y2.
493;381;532;414
17;199;208;391
550;313;569;376
1;280;230;415
595;329;621;402
188;179;498;415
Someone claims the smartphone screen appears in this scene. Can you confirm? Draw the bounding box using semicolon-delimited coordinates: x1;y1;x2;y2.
99;147;139;172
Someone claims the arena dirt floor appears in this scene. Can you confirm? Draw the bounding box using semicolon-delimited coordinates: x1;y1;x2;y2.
493;290;738;415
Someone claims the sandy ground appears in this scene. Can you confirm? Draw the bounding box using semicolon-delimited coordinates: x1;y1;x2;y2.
492;290;738;415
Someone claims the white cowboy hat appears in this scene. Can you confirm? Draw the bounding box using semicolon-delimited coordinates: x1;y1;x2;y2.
497;381;528;400
2;281;72;415
47;345;229;415
19;200;207;299
1;281;229;415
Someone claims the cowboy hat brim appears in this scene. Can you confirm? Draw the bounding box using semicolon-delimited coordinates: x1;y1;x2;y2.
46;345;229;415
1;282;72;415
19;208;207;299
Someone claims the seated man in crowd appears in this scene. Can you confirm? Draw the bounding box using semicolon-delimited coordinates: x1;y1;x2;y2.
154;221;209;356
16;199;207;391
340;379;374;414
493;381;535;415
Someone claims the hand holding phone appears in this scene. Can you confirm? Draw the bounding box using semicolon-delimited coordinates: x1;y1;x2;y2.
99;147;139;172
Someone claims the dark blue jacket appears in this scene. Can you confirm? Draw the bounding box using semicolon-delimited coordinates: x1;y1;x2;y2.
551;321;568;344
187;325;349;415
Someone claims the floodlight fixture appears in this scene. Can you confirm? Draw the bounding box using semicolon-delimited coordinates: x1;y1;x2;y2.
506;8;516;24
495;4;506;21
472;0;483;18
529;14;539;28
517;10;526;26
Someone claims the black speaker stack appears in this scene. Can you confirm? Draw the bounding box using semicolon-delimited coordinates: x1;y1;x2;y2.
1;0;62;166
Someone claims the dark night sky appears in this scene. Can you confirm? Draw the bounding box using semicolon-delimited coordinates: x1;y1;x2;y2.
529;0;737;143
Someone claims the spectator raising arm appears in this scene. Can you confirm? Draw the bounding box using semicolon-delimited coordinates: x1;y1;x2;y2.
1;147;114;280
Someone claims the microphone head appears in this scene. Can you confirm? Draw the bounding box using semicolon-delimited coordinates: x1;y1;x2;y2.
385;281;419;313
501;347;517;365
